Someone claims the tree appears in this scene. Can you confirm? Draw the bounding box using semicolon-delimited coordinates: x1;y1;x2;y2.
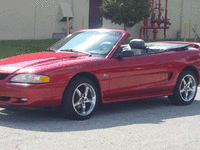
100;0;152;30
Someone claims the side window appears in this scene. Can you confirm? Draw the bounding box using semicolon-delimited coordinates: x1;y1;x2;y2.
112;45;134;58
112;46;123;58
132;48;148;56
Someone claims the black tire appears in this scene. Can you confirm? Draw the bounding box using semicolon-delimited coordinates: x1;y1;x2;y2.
61;77;99;120
168;70;197;105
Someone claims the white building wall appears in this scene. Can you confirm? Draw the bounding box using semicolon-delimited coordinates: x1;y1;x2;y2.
180;0;200;39
0;0;35;40
72;0;89;31
0;0;89;40
165;0;181;39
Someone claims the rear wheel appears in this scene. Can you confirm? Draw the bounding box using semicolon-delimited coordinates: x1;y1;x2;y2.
168;70;197;105
62;77;99;120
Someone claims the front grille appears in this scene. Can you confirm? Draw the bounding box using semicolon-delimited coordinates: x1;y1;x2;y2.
0;96;11;101
0;73;9;80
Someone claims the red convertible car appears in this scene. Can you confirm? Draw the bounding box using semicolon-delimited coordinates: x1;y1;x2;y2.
0;29;200;120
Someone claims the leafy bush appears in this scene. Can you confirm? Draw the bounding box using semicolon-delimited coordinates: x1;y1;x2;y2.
100;0;152;29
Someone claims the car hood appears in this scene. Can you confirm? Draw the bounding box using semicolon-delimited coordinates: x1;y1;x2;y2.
0;52;88;73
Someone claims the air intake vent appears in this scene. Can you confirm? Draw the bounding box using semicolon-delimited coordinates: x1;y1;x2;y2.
0;73;9;80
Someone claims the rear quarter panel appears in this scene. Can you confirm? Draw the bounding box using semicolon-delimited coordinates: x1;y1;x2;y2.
163;48;200;92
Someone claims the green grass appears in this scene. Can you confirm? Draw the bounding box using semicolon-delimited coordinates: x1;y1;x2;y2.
0;39;59;59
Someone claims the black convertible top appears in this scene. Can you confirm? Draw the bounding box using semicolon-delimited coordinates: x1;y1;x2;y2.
120;42;189;55
146;43;189;53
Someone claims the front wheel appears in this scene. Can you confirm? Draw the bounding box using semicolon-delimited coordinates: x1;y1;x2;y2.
62;77;99;120
168;70;197;105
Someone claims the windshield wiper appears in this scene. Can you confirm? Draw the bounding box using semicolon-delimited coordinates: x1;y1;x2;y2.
60;49;92;56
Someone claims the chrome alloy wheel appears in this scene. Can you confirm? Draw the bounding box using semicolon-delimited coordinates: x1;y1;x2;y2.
72;83;96;116
179;74;197;101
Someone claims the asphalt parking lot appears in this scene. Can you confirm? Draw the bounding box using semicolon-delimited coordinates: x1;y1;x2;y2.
1;89;200;150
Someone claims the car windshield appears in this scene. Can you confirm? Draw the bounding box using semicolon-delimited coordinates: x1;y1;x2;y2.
49;31;123;57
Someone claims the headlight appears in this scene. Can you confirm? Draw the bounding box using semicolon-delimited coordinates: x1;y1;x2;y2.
10;74;50;83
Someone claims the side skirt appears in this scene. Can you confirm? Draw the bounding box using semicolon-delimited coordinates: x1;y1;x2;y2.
102;91;173;104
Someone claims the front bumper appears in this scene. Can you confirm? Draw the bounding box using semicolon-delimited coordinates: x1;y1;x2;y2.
0;80;66;107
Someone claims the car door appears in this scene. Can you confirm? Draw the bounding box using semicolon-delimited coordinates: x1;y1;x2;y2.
105;53;169;101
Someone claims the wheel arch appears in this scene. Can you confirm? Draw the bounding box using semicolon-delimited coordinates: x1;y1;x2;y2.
169;65;198;105
64;72;102;102
180;66;199;84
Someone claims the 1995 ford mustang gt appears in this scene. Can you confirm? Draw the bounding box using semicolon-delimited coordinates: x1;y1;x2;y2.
1;29;200;120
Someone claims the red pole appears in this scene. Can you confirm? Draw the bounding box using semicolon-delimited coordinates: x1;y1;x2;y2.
164;28;166;39
139;27;143;39
151;0;155;27
152;0;154;11
164;0;168;39
143;18;148;39
153;29;157;40
158;0;161;27
145;19;148;38
165;0;168;19
143;28;146;39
